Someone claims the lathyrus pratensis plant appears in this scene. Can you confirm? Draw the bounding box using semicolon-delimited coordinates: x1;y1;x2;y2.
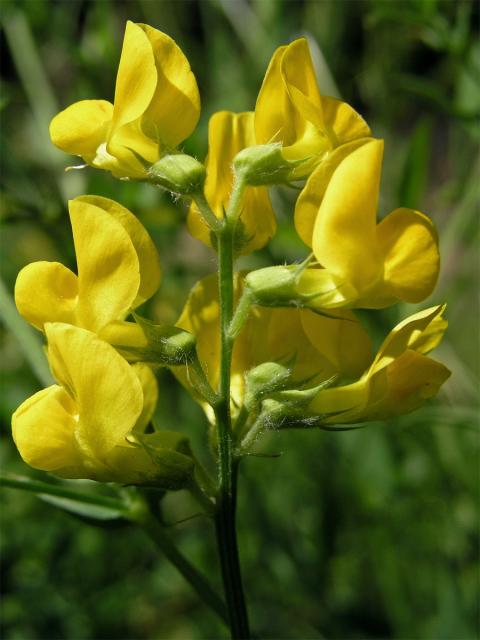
7;21;450;639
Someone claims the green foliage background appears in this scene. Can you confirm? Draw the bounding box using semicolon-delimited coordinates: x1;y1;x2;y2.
0;0;478;638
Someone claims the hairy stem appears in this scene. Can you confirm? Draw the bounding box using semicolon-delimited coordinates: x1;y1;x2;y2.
214;175;251;638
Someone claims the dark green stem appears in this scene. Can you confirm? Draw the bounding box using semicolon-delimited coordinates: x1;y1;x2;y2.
214;216;251;639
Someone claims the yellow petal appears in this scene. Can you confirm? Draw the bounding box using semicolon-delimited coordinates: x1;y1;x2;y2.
110;21;157;137
74;195;161;306
12;385;84;475
188;111;276;254
98;320;147;349
321;96;371;146
132;364;158;433
376;207;440;304
308;377;369;420
15;261;78;332
49;99;113;159
45;323;143;459
255;39;324;149
297;267;359;309
69;199;140;332
294;138;371;247
300;308;372;377
368;350;451;420
255;44;290;145
243;308;322;383
280;39;324;130
312;139;384;292
176;273;222;392
372;305;446;372
139;23;200;149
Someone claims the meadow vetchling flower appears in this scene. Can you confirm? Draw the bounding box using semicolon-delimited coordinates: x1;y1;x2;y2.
309;305;451;423
15;195;161;335
50;21;200;179
293;139;440;308
12;323;193;486
254;37;372;179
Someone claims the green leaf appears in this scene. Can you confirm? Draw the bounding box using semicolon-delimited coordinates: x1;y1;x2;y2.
0;473;129;518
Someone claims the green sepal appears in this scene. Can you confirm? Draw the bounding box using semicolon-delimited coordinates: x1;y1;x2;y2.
233;143;307;186
117;313;197;367
126;431;195;491
148;153;206;195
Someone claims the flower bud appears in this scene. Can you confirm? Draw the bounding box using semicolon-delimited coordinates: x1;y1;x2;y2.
244;361;292;410
233;143;304;185
148;154;206;195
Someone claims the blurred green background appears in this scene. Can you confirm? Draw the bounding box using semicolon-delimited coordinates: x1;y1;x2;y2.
1;0;479;638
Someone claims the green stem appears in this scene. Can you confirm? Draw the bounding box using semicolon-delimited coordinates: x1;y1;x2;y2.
228;289;253;341
189;352;220;407
239;413;267;452
132;505;229;626
214;172;251;638
192;191;223;233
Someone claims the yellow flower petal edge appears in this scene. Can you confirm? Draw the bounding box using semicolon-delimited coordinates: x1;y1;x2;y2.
309;305;451;423
15;197;160;335
15;261;78;331
75;195;161;306
50;21;200;179
187;111;276;255
296;139;440;308
255;38;371;178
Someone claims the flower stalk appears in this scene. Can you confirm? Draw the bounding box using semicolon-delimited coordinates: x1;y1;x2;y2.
213;176;251;639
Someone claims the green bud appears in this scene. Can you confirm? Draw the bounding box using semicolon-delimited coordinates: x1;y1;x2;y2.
148;154;206;195
244;361;292;410
233;143;303;185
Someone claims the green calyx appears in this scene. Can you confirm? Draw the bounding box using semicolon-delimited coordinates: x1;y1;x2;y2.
126;430;195;490
117;313;197;367
148;154;206;195
233;143;305;186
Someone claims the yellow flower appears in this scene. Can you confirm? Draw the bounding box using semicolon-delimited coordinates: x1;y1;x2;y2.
12;323;193;486
15;195;161;336
187;111;276;254
309;305;451;423
295;139;440;308
50;21;200;179
175;274;372;418
255;38;372;178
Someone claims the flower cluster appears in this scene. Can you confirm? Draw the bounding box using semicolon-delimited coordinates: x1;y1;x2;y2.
12;22;450;487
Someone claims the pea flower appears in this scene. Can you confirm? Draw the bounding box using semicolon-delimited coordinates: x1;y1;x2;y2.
175;274;372;418
254;38;372;179
294;139;440;308
309;305;451;423
12;323;193;486
50;21;200;179
15;195;161;336
187;111;276;254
